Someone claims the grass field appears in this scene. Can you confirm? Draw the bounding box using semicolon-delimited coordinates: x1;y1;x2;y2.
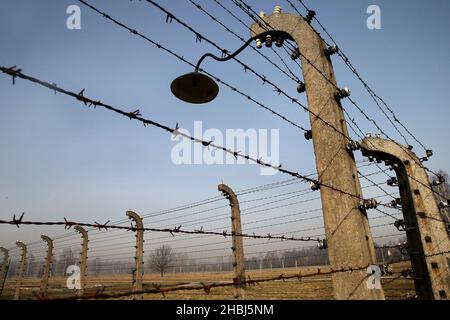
0;262;415;300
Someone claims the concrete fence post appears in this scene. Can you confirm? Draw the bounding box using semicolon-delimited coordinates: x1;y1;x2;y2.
39;235;54;298
14;241;27;300
0;247;9;296
219;183;246;299
360;136;450;300
74;225;88;297
127;210;144;300
250;7;384;300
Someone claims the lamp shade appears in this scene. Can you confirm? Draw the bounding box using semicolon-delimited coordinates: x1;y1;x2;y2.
170;72;219;104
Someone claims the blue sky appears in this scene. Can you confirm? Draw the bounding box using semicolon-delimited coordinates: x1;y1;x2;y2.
0;0;449;260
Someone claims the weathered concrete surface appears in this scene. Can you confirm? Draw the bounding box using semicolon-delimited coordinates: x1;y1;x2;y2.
360;137;450;299
0;247;8;296
14;241;27;300
251;12;384;300
127;210;144;300
219;184;246;299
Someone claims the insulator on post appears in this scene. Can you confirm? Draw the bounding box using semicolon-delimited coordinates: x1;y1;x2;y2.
304;129;312;140
324;45;339;56
275;36;284;47
368;156;375;162
310;180;320;191
273;6;282;14
426;149;433;158
305;10;316;24
290;47;300;60
258;11;265;18
407;145;414;151
265;34;273;47
317;239;327;250
335;87;351;100
387;177;398;186
359;198;378;210
255;38;262;49
297;81;306;94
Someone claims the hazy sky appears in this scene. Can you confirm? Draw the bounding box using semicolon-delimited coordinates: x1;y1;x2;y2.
1;0;449;263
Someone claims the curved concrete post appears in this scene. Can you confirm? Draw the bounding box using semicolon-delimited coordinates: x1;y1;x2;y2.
127;210;144;300
74;225;88;297
14;241;27;300
39;235;54;297
250;9;383;299
0;247;9;296
219;184;246;299
360;136;450;299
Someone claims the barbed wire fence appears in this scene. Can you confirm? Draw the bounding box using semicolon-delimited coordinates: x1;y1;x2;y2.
0;0;448;300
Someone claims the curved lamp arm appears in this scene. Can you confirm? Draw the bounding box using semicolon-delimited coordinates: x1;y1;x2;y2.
195;34;267;72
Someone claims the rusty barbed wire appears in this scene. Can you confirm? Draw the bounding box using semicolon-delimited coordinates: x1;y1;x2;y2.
231;0;444;193
37;263;374;300
77;0;309;133
1;66;409;216
226;0;441;204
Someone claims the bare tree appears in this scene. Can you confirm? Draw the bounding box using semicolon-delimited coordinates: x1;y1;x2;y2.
148;245;173;277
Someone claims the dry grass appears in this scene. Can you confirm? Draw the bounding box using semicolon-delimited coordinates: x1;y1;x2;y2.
0;262;415;300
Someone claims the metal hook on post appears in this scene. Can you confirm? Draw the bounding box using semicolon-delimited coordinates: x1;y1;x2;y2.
0;247;9;297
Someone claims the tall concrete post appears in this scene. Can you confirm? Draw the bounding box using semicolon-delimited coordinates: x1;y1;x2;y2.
250;7;383;299
219;184;246;299
14;241;27;300
74;225;88;297
127;210;144;300
0;247;9;296
39;235;54;297
360;136;450;299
